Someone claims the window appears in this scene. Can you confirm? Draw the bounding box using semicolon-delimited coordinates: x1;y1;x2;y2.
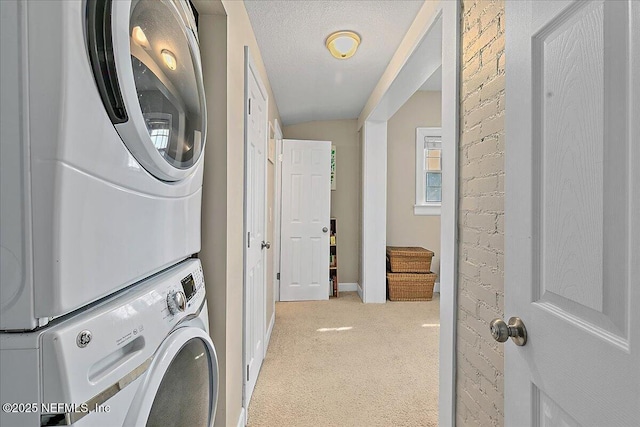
415;127;442;215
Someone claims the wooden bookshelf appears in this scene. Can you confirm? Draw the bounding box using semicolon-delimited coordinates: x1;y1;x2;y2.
329;218;338;297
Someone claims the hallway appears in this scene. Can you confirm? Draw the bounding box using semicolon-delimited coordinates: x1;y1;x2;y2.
247;293;440;427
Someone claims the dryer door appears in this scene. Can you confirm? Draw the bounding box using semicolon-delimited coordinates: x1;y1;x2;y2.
86;0;206;182
125;327;219;426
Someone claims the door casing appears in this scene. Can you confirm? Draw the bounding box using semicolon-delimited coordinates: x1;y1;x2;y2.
272;120;283;304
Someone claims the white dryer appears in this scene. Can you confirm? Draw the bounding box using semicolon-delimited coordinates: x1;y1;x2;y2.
1;0;208;330
0;258;218;427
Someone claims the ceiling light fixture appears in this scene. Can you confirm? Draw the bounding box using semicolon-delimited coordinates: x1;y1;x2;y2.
325;31;361;60
161;49;177;71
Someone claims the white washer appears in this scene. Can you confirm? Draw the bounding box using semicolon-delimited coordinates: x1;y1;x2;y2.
0;0;208;330
0;258;218;427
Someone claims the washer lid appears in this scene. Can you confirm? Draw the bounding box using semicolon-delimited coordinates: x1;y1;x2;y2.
88;0;207;182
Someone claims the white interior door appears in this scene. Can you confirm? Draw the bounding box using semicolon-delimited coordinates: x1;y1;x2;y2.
280;139;331;301
244;47;268;409
505;1;639;425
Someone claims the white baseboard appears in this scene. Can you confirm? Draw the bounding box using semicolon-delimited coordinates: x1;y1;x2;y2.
237;407;246;427
338;282;358;292
434;281;440;293
265;312;275;351
357;283;363;301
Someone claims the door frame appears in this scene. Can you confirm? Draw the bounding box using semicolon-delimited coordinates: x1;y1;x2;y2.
272;119;283;304
357;1;459;425
242;46;269;412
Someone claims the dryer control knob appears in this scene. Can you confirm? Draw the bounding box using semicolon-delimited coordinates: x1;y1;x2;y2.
167;291;187;315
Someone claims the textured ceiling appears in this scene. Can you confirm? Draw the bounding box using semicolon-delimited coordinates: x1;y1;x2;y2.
244;0;424;125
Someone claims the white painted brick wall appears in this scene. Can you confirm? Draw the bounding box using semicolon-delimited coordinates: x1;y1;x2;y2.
457;1;505;425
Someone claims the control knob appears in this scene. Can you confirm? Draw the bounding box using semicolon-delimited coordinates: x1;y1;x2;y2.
167;290;187;315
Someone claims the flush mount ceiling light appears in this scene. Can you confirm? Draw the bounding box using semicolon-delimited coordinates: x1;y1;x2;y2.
325;31;361;60
161;49;177;71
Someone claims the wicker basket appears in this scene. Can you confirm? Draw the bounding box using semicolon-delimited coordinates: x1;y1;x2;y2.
387;272;437;301
386;246;434;273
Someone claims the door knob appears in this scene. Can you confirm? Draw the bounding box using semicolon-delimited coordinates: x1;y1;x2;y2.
261;241;271;250
322;227;328;233
490;317;527;346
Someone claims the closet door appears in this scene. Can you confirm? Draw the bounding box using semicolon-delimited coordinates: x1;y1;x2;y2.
280;139;331;301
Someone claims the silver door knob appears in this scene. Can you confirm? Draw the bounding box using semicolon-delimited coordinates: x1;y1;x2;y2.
490;317;527;346
322;227;328;233
261;241;271;250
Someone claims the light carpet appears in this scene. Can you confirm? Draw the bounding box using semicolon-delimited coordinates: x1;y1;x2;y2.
247;292;440;427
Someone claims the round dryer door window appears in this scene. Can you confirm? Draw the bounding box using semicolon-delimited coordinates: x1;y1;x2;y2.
87;0;207;182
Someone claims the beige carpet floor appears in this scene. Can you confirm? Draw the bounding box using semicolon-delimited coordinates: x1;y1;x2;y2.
247;292;440;427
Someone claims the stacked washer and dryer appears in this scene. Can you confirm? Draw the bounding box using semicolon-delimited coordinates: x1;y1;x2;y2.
1;0;218;425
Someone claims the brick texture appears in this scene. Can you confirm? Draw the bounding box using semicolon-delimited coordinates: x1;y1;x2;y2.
457;1;505;426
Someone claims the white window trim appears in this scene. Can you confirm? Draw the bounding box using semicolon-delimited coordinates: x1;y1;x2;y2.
414;204;441;215
415;127;442;216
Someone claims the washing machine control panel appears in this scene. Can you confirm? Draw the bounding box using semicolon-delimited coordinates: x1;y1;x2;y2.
180;273;198;301
165;262;205;317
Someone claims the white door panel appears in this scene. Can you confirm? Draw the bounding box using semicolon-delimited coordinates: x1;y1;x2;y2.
280;140;331;301
505;1;639;425
244;48;267;410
